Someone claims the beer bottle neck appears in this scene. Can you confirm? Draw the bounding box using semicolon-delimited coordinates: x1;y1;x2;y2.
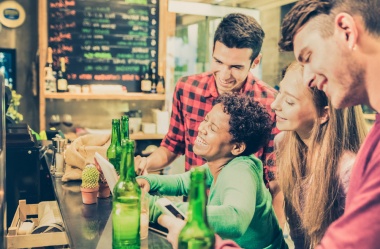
59;58;66;73
110;120;121;146
119;142;136;181
47;47;53;64
187;173;208;225
121;116;129;142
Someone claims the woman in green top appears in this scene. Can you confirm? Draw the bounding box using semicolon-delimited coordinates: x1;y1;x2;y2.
138;93;287;249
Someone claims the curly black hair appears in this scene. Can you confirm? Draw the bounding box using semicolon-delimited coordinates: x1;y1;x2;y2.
213;93;273;156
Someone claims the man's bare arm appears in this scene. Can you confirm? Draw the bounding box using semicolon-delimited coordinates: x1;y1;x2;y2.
135;146;178;175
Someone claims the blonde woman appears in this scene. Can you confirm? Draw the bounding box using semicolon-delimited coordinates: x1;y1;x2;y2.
271;62;367;248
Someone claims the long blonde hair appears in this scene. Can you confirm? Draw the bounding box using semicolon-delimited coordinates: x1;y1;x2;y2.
277;62;368;248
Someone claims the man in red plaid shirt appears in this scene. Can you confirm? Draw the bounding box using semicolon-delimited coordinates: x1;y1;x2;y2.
136;13;279;187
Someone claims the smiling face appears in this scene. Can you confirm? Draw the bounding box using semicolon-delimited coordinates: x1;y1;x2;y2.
293;16;367;109
193;103;235;162
211;41;254;95
271;67;318;139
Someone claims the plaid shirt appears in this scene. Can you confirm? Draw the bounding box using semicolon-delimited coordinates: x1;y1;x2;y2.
161;72;279;183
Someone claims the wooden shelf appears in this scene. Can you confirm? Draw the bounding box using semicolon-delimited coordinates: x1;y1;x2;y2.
130;133;165;140
44;92;166;101
66;132;165;141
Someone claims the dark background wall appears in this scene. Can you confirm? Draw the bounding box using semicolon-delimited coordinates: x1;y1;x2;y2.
0;0;39;131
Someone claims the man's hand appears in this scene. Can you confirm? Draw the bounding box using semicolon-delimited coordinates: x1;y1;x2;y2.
134;155;149;175
158;215;186;249
136;178;151;193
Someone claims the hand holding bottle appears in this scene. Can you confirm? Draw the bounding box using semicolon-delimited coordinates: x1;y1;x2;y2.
136;178;150;193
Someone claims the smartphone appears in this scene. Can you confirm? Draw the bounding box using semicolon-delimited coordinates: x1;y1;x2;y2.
155;197;187;220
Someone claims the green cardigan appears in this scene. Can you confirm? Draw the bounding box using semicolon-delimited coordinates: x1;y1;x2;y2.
139;156;287;249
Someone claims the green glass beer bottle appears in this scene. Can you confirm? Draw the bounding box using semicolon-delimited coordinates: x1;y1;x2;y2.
120;115;130;145
178;167;215;249
107;119;122;174
112;140;141;249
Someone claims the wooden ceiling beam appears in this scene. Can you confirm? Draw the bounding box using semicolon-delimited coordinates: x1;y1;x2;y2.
174;0;298;10
239;0;298;10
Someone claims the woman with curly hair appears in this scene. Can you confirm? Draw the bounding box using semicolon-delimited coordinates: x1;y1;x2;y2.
137;93;287;249
271;61;368;248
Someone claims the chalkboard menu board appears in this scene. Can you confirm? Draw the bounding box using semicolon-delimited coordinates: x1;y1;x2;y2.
48;0;159;92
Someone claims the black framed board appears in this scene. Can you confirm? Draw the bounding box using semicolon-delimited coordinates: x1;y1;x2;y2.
48;0;159;92
0;48;16;90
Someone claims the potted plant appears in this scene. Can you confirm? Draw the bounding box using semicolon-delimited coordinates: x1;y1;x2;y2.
81;164;100;204
97;175;111;199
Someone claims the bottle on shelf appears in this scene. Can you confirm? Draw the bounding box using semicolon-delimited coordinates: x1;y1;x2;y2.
107;119;122;174
140;66;152;93
57;57;68;92
45;47;54;70
156;75;165;94
178;167;215;249
44;47;57;92
120;115;130;145
150;61;157;86
53;135;66;177
112;140;141;249
150;82;157;94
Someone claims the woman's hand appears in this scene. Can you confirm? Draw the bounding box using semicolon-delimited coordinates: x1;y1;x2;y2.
136;178;151;193
158;215;186;249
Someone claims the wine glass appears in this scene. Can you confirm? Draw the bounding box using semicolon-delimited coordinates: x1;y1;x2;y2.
49;114;61;128
62;114;73;127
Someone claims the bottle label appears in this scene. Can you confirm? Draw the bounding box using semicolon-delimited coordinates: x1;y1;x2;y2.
45;68;57;92
44;67;52;77
46;78;57;92
141;79;152;92
57;79;68;91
